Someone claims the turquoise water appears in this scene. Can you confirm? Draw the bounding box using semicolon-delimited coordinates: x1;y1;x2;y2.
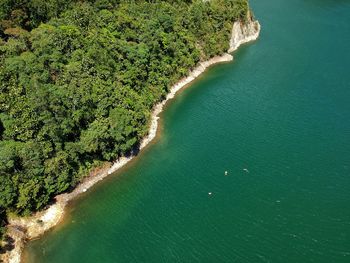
26;0;350;262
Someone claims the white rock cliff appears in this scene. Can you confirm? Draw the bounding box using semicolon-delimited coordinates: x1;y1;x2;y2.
229;15;261;53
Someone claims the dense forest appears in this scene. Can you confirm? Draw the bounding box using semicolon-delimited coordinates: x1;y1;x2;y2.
0;0;249;240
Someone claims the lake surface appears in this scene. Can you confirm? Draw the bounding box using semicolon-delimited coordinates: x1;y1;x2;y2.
25;0;350;262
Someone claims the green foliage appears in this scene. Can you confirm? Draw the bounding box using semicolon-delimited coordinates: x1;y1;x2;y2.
0;0;249;217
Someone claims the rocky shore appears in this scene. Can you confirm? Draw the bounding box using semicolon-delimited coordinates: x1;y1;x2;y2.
1;17;260;263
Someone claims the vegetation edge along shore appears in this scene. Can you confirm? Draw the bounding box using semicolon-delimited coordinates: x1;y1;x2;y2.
2;17;260;263
0;1;260;262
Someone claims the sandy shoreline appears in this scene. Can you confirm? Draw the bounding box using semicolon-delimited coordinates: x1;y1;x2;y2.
1;18;260;263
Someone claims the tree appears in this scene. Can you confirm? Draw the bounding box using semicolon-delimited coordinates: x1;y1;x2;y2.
0;0;250;221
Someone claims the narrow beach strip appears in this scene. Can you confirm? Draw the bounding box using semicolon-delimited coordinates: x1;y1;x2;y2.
2;18;260;263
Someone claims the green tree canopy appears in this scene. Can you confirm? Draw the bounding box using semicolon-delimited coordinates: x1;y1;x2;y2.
0;0;250;234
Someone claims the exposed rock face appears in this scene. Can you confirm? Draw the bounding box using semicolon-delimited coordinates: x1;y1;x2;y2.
229;15;261;53
1;227;26;263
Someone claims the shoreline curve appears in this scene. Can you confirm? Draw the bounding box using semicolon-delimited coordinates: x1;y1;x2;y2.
2;18;261;263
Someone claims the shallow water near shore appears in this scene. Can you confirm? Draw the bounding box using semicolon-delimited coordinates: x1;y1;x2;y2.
25;0;350;262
